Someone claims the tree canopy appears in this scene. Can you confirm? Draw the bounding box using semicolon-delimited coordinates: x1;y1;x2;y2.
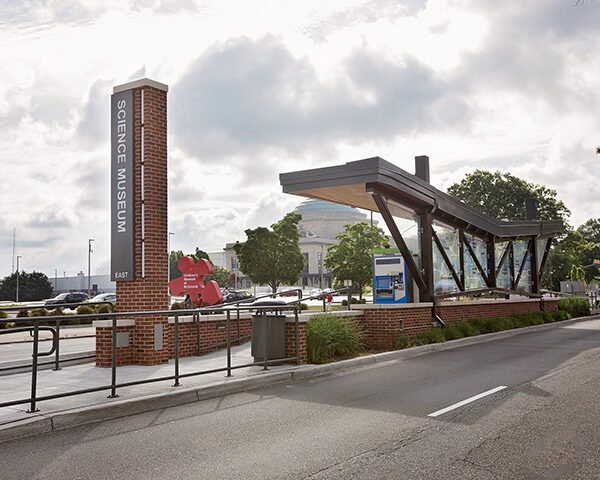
324;222;390;299
447;170;570;223
541;218;600;290
169;247;213;281
233;212;305;293
0;271;54;301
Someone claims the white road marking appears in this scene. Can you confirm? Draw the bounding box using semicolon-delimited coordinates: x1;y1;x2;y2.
427;386;507;417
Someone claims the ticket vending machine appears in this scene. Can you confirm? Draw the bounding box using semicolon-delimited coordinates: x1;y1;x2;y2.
373;252;408;304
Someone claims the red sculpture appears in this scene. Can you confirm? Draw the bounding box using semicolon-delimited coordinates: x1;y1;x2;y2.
168;256;223;306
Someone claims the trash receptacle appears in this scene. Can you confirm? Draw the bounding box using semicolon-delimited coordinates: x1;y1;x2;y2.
251;299;286;363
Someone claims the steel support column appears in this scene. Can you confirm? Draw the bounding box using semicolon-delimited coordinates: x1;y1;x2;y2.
486;239;496;288
418;211;434;302
531;237;540;294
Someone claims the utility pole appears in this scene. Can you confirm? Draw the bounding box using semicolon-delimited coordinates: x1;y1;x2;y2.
16;255;22;303
88;239;95;297
11;228;15;274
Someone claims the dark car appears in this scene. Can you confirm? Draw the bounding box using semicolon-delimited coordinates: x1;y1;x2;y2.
45;292;90;306
224;290;255;303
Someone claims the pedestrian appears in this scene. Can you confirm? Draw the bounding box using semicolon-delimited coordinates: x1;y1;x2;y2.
327;293;333;311
183;293;193;310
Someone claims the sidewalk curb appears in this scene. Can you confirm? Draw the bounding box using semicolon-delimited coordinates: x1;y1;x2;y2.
1;314;596;443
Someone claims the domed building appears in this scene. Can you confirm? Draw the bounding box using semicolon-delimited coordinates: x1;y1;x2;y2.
293;199;371;288
223;199;374;290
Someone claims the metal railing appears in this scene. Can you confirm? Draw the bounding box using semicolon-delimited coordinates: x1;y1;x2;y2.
0;301;113;373
0;303;300;413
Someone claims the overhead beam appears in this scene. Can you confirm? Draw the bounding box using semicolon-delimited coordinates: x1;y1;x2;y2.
371;192;427;292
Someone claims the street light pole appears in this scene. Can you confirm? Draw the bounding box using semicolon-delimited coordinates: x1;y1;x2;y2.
88;239;95;297
168;232;174;294
16;255;22;303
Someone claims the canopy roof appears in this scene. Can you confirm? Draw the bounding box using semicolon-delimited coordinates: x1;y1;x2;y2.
280;156;563;240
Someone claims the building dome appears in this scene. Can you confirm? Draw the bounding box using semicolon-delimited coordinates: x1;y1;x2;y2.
293;199;360;214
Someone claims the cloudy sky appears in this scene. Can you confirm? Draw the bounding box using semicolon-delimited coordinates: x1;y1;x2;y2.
1;0;599;279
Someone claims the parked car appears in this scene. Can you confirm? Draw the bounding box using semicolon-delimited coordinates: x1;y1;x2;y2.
279;288;299;297
90;293;116;304
224;290;255;303
45;292;90;306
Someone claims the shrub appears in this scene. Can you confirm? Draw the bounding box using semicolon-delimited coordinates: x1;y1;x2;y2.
416;328;446;345
299;303;308;311
307;313;360;363
30;308;47;317
550;309;568;322
16;309;29;318
396;335;421;349
558;297;590;318
455;321;480;337
0;310;7;319
443;325;463;341
97;304;112;314
341;299;347;306
76;305;95;315
171;302;184;310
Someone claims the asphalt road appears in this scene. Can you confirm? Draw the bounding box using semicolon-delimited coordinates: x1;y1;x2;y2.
1;318;600;479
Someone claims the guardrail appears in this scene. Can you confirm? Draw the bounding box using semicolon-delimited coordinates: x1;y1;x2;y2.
0;303;300;413
0;301;113;373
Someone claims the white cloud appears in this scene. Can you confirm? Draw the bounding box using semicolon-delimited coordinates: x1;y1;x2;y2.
1;0;599;280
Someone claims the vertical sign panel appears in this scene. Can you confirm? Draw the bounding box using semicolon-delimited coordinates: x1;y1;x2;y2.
111;90;136;281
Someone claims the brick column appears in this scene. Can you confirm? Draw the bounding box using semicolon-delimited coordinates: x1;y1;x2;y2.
114;78;169;365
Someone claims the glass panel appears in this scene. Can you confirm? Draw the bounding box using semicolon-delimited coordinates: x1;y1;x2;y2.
495;242;509;271
433;224;460;274
496;251;510;289
464;247;486;290
513;240;528;275
465;234;488;276
433;241;459;294
517;255;532;292
536;238;547;271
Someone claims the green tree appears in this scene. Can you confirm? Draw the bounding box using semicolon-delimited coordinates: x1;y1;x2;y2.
204;265;232;288
324;222;390;299
0;271;53;301
169;248;213;282
169;250;185;281
233;213;305;293
541;220;600;290
447;170;570;223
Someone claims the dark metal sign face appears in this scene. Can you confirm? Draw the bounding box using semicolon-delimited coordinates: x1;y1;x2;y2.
110;89;135;281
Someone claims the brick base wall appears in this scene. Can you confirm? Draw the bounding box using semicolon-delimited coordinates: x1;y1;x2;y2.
166;315;252;358
95;323;135;367
352;299;558;350
286;320;307;364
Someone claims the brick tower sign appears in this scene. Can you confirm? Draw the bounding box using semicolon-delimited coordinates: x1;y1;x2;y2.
110;78;169;365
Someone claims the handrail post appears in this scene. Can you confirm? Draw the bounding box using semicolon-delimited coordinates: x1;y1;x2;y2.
294;306;299;365
226;310;232;377
262;308;269;371
236;309;241;345
27;319;40;413
53;317;61;371
173;313;180;386
108;314;119;398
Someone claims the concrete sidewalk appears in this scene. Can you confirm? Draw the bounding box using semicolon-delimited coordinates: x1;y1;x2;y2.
0;315;597;444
